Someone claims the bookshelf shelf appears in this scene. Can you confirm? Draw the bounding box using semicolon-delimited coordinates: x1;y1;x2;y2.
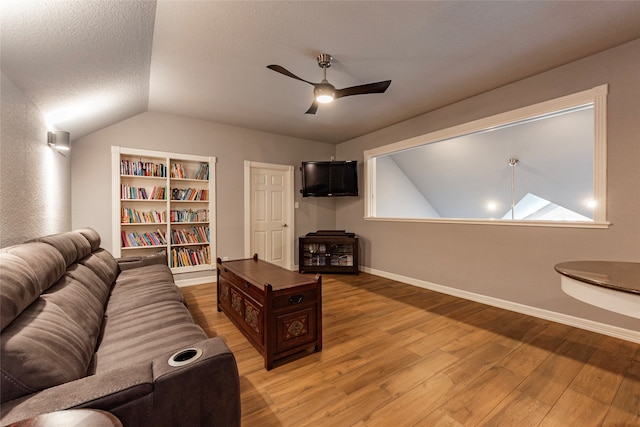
112;146;216;274
122;175;166;180
170;178;208;183
171;221;208;225
120;199;167;202
121;223;168;226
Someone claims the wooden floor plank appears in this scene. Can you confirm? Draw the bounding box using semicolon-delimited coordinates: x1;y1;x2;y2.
601;359;640;425
538;388;609;427
363;373;459;427
181;273;640;427
435;365;524;425
478;390;550;427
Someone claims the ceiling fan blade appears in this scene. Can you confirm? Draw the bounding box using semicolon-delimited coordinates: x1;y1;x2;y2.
335;80;391;99
267;65;316;86
305;100;319;115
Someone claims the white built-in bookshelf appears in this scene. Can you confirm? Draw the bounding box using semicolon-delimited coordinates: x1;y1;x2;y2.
111;146;216;274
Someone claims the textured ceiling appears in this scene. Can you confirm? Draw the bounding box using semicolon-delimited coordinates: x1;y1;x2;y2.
1;0;155;139
2;1;640;144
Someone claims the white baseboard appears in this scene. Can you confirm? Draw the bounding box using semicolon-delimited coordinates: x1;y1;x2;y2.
360;266;640;344
174;274;216;288
172;264;639;343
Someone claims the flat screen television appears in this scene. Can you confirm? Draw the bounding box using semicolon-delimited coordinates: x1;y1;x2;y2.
301;161;358;197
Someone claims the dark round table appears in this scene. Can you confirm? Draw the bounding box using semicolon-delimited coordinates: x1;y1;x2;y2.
555;260;640;319
8;409;122;427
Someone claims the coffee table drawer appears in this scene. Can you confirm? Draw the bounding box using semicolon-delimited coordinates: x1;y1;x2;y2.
273;288;318;310
220;267;263;301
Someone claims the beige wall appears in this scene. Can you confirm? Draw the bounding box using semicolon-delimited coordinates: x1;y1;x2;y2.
4;38;637;333
0;72;71;247
335;39;640;331
71;111;336;275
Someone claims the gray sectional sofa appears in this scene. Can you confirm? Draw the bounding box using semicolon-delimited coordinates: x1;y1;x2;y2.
0;228;240;426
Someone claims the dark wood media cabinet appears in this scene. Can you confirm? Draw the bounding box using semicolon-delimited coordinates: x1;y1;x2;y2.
299;230;358;274
216;255;322;370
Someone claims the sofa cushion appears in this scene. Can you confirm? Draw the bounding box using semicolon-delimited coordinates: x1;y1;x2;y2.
1;299;94;402
78;249;119;290
42;264;110;344
111;264;177;295
35;232;92;267
75;228;102;251
0;243;66;331
106;282;184;316
105;264;183;316
92;300;206;374
0;254;39;332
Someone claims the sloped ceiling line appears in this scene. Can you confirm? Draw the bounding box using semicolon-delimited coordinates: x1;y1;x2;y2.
2;1;640;143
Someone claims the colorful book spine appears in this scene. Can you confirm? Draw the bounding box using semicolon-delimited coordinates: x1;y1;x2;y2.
169;209;208;223
120;230;167;248
194;163;209;180
170;226;209;244
120;185;166;200
170;163;185;179
170;188;208;201
169;246;211;267
120;160;166;177
121;208;167;224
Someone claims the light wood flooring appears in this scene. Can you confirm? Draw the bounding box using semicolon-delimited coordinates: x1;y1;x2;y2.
181;273;640;427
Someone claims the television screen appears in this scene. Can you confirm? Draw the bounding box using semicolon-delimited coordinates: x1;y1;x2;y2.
301;161;358;197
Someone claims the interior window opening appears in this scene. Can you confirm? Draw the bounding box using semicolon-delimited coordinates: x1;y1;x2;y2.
364;85;608;227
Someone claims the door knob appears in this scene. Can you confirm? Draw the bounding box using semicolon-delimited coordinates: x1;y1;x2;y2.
282;223;288;228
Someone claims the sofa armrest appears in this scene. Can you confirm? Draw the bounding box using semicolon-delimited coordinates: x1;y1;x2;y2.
116;254;167;270
0;364;153;426
1;338;240;427
150;337;241;427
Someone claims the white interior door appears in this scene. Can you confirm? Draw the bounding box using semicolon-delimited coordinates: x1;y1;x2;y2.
244;161;294;269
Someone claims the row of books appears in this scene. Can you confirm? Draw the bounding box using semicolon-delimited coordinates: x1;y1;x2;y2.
194;163;209;180
169;162;209;180
171;188;208;201
170;246;211;268
121;208;166;224
121;160;167;177
171;226;209;245
121;230;167;248
170;209;209;223
121;185;166;200
170;163;186;179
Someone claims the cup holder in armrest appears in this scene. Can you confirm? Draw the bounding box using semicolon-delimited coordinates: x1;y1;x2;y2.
168;347;203;367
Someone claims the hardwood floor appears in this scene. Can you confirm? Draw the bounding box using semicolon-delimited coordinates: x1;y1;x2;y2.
181;273;640;427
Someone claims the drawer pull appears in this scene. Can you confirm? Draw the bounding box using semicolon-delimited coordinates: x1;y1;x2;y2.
288;295;304;304
245;282;251;288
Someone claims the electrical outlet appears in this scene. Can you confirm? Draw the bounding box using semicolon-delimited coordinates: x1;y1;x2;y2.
222;256;229;261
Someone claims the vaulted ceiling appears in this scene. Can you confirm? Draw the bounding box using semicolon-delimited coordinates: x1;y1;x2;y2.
2;1;640;144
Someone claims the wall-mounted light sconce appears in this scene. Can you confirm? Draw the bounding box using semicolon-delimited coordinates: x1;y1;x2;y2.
47;131;70;152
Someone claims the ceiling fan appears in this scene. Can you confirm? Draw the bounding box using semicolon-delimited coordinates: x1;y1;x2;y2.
267;53;391;114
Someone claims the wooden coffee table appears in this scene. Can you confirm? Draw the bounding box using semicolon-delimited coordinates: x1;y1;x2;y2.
217;254;322;370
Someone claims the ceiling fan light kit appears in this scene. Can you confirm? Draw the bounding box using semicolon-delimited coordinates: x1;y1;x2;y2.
267;53;391;114
314;82;335;104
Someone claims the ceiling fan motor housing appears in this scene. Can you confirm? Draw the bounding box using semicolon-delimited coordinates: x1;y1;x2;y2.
317;53;333;68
